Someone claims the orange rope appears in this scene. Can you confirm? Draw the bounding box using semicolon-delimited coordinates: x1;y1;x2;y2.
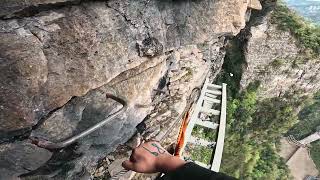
174;111;190;156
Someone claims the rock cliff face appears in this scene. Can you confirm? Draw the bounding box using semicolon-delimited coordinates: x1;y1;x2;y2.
0;0;260;179
240;1;320;99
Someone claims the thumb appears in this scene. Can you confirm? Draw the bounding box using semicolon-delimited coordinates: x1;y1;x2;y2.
122;160;135;171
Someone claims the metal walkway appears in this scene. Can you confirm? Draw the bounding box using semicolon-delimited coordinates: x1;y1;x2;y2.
178;78;227;172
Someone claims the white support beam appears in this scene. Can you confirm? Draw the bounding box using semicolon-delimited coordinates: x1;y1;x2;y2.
210;83;227;172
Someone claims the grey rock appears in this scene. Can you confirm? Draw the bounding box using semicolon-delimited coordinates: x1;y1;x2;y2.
0;0;79;18
107;158;126;177
137;37;163;57
0;0;252;139
125;133;142;149
0;141;52;178
27;57;166;179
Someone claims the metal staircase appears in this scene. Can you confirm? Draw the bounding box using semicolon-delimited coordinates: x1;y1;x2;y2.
178;78;227;172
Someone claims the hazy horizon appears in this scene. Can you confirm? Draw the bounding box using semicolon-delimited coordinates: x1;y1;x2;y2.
284;0;320;24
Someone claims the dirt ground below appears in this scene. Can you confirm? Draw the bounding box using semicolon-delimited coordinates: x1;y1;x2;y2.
278;137;319;179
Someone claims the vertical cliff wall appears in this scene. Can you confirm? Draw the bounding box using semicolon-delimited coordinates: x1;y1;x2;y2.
240;0;320;99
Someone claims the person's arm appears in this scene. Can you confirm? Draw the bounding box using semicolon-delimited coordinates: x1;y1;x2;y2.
122;141;236;180
122;141;186;173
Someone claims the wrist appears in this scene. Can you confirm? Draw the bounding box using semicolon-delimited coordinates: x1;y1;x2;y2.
156;155;186;173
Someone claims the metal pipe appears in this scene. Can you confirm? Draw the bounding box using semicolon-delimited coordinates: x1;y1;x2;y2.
31;92;127;150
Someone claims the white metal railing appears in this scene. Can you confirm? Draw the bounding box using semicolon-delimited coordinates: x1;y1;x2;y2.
211;83;227;171
179;78;227;172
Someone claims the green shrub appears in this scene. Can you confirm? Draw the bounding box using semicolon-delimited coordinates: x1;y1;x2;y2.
192;125;217;141
215;39;246;98
271;2;320;56
310;141;320;171
221;83;296;179
286;92;320;139
188;145;213;165
286;92;320;170
270;59;285;69
252;145;291;180
189;125;218;165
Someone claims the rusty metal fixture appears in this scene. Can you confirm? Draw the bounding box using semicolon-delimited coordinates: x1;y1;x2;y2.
30;92;127;150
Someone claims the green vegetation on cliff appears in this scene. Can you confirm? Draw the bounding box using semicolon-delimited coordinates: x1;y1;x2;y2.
271;2;320;56
286;92;320;170
311;141;320;171
194;2;320;176
272;1;320;171
215;38;245;98
221;83;296;179
310;142;320;170
216;39;297;179
287;92;320;139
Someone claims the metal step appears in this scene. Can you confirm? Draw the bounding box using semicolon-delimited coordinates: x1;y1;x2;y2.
200;108;220;116
206;84;222;89
205;93;217;99
189;136;216;147
206;89;222;95
195;120;219;129
203;97;221;104
203;101;214;109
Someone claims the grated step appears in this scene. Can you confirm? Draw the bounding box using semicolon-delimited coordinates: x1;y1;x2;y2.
205;93;217;99
189;136;216;147
200;108;220;116
195;120;219;129
206;89;222;95
207;84;222;89
203;97;221;104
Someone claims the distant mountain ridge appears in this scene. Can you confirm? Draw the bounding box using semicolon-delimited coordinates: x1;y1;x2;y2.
284;0;320;24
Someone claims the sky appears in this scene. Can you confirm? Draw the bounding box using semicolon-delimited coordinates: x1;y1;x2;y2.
284;0;320;24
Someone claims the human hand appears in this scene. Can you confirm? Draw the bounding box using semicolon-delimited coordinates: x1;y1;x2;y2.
122;141;185;173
